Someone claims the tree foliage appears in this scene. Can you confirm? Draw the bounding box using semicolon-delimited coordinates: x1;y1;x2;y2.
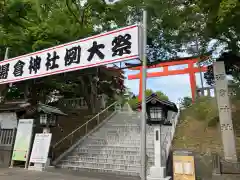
180;96;192;108
181;96;219;127
113;0;239;59
145;89;169;101
0;0;126;113
204;52;240;86
128;89;169;109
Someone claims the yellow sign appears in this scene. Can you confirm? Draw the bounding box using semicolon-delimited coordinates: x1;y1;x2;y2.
173;150;196;180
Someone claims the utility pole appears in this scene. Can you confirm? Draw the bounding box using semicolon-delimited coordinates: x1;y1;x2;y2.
140;9;147;180
196;38;204;96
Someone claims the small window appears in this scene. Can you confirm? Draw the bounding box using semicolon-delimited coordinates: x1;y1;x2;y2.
156;130;159;141
150;107;162;120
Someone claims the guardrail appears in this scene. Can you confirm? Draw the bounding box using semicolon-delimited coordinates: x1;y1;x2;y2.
52;101;118;160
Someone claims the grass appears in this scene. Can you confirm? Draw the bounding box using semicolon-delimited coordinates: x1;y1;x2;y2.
172;107;240;157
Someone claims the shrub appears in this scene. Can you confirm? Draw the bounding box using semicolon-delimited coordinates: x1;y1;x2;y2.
181;96;218;127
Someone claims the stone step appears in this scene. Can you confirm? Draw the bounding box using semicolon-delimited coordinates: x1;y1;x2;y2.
92;131;160;136
89;135;155;141
106;120;141;125
107;116;140;121
93;129;155;134
60;160;150;174
70;151;155;159
66;155;154;162
64;159;153;168
84;144;154;149
61;160;141;171
101;126;141;131
58;164;140;176
103;124;151;129
96;131;155;136
100;125;168;133
60;155;158;172
60;158;154;169
83;144;155;150
62;157;142;165
83;139;154;147
85;136;154;143
74;147;155;155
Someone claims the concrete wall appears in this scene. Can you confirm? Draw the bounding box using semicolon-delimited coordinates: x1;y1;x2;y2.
0;145;12;167
0;112;17;129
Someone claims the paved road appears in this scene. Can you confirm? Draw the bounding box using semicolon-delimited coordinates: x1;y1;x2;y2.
0;167;140;180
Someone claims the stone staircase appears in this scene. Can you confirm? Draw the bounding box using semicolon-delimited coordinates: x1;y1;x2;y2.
54;105;180;176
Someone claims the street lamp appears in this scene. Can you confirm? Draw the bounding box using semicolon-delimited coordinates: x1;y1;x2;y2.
138;93;178;180
146;94;175;126
39;113;57;127
38;103;67;133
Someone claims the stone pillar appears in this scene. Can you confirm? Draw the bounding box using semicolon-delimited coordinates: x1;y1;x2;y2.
43;127;51;168
214;61;237;161
147;125;171;180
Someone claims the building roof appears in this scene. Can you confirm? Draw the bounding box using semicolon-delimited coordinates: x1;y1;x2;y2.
38;102;67;116
137;94;178;112
0;100;31;112
0;100;67;116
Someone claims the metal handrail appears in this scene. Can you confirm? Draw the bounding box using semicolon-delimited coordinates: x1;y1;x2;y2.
53;101;118;148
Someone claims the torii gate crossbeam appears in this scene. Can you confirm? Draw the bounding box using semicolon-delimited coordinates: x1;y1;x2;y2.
127;58;208;101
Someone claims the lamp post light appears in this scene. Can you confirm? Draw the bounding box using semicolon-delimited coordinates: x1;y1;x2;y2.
39;113;57;133
38;103;67;134
146;102;172;126
139;94;178;180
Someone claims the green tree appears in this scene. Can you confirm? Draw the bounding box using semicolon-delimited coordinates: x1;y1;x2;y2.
145;89;168;100
181;97;192;108
181;96;219;127
128;89;169;109
0;0;126;113
128;96;139;110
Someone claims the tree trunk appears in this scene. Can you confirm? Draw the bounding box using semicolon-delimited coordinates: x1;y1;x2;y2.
24;83;29;100
29;80;38;105
0;84;7;103
79;76;93;113
89;75;98;114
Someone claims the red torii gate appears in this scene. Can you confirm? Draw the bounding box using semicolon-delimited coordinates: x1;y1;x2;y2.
127;56;209;101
